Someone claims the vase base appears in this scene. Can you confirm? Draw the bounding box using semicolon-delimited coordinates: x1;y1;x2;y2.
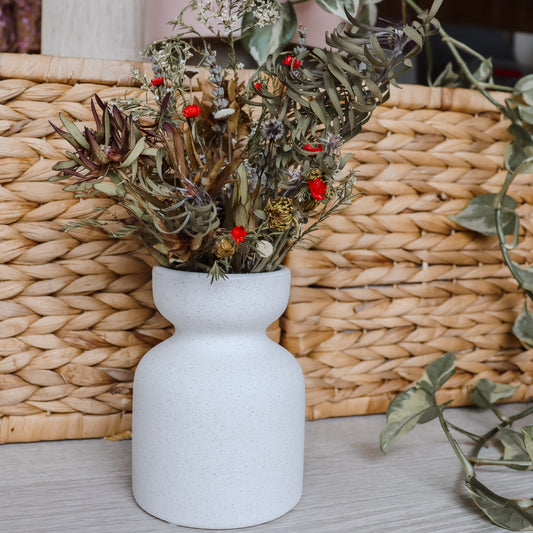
133;490;303;530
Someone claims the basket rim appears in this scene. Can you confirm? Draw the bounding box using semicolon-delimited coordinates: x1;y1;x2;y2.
0;53;509;113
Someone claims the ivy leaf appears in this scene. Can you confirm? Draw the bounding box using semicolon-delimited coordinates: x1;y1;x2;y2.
418;352;456;394
356;0;382;25
513;305;533;348
499;427;532;471
504;124;533;172
515;74;533;107
241;2;296;66
379;388;438;454
470;379;518;408
509;263;533;293
465;476;533;531
472;58;493;84
315;0;359;20
517;103;533;125
522;426;533;462
450;193;517;236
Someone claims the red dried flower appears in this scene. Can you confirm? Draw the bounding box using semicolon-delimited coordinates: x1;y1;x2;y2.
254;82;262;91
230;225;247;244
282;54;294;66
308;178;327;201
183;104;202;118
151;76;164;86
282;55;301;68
302;143;323;154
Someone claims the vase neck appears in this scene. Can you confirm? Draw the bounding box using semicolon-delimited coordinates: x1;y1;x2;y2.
151;267;291;328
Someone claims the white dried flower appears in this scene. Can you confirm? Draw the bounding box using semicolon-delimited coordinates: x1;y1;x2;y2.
262;118;284;141
256;240;273;258
213;108;235;120
251;0;281;27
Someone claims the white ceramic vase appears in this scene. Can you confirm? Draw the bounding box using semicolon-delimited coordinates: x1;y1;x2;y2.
132;265;305;529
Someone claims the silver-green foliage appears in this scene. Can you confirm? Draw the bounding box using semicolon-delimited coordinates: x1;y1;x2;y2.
380;353;533;531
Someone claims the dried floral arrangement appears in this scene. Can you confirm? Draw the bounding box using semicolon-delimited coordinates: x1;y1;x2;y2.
50;0;432;279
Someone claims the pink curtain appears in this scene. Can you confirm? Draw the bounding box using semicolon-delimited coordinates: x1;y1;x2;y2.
0;0;41;53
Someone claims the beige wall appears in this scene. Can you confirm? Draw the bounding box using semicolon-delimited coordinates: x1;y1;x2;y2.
41;0;345;61
41;0;147;61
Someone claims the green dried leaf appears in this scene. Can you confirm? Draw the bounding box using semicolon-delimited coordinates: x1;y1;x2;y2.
450;193;517;236
309;99;329;129
254;209;266;221
379;387;437;454
471;379;518;408
94;182;121;197
427;0;444;20
315;0;359;19
52;160;78;171
59;113;90;150
121;137;146;168
369;33;388;65
324;72;344;118
465;476;533;531
403;25;424;49
418;352;456;394
234;204;248;227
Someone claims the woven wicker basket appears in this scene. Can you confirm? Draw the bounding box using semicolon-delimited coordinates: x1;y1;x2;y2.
284;85;533;419
1;54;532;440
0;53;277;443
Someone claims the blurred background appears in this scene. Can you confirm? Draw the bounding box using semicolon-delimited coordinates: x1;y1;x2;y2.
0;0;532;85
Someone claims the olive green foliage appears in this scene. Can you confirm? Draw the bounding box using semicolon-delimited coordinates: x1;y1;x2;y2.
51;0;431;279
241;0;385;66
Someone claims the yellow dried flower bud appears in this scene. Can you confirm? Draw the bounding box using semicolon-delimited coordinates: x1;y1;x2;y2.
305;168;322;181
212;235;237;258
265;198;294;231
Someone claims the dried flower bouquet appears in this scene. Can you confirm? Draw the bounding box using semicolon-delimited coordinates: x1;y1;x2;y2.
51;0;432;279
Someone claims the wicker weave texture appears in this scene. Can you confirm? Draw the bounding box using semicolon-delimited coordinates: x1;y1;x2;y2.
1;54;532;439
283;86;533;419
0;54;167;442
0;54;281;442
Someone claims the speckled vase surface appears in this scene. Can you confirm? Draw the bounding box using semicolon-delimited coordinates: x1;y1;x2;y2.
132;265;305;529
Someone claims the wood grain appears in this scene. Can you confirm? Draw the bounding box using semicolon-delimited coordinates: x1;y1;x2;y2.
0;405;530;532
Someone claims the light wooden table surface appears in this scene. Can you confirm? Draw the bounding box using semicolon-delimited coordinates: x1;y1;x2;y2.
1;405;531;533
